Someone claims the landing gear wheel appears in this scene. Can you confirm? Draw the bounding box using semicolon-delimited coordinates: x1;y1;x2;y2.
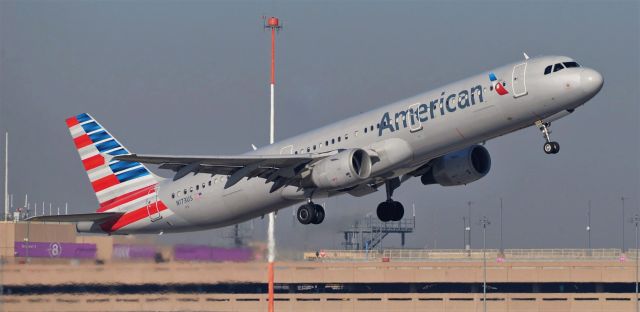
551;142;560;154
543;141;560;154
390;201;404;221
311;204;325;224
377;201;391;222
377;200;405;222
297;204;314;225
543;142;554;154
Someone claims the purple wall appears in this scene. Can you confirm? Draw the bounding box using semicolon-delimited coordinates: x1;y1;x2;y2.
174;245;254;262
14;242;96;259
112;244;157;260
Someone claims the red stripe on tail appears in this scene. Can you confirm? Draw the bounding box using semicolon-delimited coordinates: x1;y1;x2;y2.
73;134;93;149
82;154;105;171
65;116;80;128
91;174;120;193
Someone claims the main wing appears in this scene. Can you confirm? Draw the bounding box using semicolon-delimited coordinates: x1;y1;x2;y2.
114;152;336;192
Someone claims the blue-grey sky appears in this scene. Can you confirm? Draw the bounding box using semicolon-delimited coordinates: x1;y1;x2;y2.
1;0;638;253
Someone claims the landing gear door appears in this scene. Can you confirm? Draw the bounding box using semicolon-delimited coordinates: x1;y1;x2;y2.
146;186;162;222
512;63;528;98
408;103;423;133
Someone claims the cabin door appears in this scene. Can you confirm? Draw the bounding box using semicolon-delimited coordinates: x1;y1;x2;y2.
511;63;528;98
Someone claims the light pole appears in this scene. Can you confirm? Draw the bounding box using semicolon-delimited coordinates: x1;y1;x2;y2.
587;200;592;256
467;201;473;256
623;196;627;252
631;214;640;312
463;216;467;250
480;216;491;312
500;198;503;254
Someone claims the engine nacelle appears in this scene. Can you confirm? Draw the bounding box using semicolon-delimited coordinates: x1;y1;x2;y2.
311;149;372;190
421;145;491;186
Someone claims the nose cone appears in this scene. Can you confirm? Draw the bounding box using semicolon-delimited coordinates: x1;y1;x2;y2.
580;68;604;98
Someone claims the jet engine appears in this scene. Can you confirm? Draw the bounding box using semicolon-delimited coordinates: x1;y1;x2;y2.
421;145;491;186
311;149;372;190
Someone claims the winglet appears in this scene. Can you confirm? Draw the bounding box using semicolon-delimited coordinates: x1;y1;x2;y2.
523;52;530;60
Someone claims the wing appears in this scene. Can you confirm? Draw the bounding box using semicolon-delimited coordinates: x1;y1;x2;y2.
114;152;336;192
25;212;124;223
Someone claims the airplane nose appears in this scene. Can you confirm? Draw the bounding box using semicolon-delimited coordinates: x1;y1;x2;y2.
580;68;604;97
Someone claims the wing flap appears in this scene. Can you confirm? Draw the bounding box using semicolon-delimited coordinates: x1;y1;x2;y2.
25;212;124;223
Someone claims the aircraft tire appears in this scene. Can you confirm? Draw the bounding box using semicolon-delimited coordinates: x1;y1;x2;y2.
311;204;325;224
543;142;554;154
297;204;314;225
377;201;390;222
391;201;404;221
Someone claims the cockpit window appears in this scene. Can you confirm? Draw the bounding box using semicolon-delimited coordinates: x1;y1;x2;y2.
553;63;565;72
544;65;552;75
563;61;580;68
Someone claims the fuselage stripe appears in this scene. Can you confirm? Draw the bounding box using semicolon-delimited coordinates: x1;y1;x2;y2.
105;201;168;232
97;184;156;212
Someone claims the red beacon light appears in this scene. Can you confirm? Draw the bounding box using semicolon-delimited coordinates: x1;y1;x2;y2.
264;16;282;30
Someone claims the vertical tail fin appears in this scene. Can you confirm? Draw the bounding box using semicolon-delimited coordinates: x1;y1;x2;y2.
65;113;162;212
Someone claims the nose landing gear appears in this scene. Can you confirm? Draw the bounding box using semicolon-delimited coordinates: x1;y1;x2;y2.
536;120;560;154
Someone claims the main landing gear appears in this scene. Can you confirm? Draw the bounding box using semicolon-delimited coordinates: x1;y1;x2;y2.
376;178;404;222
536;120;560;154
297;200;325;225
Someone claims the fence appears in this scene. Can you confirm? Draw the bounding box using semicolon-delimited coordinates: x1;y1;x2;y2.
304;248;635;262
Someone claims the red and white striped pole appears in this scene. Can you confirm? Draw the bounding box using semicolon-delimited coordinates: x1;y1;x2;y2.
265;16;281;312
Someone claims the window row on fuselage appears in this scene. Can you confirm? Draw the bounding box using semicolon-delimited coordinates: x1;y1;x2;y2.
171;176;227;199
292;123;381;155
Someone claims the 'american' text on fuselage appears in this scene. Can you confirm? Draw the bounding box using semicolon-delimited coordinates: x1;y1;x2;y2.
378;85;485;136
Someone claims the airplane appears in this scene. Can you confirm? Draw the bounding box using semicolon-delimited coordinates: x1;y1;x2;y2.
27;55;603;234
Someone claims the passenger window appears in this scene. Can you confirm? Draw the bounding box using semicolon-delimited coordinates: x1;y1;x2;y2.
325;140;329;146
370;125;374;131
338;136;341;142
364;127;368;133
345;134;348;140
544;65;552;75
202;183;206;189
184;189;187;194
331;138;335;144
307;147;310;152
171;193;175;199
563;61;580;68
190;186;193;193
553;63;564;72
196;185;199;190
294;151;298;154
208;180;212;186
313;145;316;150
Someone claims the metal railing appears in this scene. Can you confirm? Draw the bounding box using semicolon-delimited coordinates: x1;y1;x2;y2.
304;248;635;262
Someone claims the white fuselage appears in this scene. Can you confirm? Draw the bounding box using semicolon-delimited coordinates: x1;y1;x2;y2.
113;56;603;234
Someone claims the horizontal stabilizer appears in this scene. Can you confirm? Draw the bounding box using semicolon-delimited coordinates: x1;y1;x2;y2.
25;212;124;223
